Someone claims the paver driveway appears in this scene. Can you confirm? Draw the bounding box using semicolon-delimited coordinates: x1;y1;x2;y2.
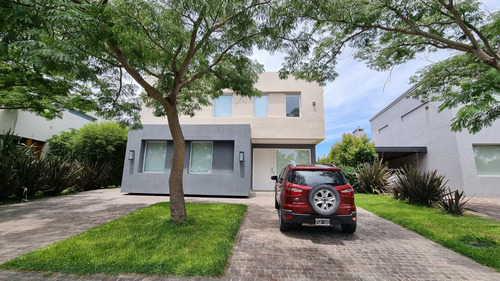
0;189;498;281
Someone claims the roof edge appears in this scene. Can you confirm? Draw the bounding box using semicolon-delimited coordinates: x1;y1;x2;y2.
369;85;418;122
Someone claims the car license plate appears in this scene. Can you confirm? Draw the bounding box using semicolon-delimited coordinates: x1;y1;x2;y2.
315;218;330;226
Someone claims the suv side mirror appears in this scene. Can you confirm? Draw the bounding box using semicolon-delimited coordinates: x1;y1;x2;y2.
271;175;278;181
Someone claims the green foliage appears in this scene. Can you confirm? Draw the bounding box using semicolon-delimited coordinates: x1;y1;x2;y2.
48;122;127;185
0;0;141;125
0;131;33;201
323;133;377;167
392;166;448;207
276;0;500;133
41;158;79;196
337;164;357;188
356;194;500;272
1;203;248;276
46;128;77;159
439;188;471;216
355;159;390;194
74;160;112;191
0;129;116;202
410;52;500;133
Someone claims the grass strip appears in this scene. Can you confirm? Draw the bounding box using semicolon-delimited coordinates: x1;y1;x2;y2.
356;194;500;272
0;202;247;276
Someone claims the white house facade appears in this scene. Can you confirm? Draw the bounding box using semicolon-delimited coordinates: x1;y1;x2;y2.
370;87;500;198
121;72;326;196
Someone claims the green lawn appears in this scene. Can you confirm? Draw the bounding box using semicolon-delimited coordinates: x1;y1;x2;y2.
356;194;500;271
0;202;247;276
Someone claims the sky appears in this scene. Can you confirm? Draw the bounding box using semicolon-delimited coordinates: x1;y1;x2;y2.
250;0;499;159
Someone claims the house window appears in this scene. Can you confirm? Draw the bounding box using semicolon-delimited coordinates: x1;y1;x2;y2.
473;145;500;176
286;94;300;117
144;141;167;172
214;95;232;117
190;142;213;173
254;94;268;117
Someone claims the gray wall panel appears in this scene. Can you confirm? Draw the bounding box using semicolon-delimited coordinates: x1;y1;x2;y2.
121;124;251;196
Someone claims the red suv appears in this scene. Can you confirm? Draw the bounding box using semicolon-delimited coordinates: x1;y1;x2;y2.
272;164;357;234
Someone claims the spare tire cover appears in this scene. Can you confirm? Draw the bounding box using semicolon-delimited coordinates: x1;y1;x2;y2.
308;184;341;216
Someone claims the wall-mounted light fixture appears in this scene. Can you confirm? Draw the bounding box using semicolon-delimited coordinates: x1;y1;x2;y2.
128;150;135;160
239;151;244;162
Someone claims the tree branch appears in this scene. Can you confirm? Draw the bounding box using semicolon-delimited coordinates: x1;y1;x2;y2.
106;41;165;102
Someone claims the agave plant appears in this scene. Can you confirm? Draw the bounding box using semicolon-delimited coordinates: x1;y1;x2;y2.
439;188;471;215
392;166;447;206
355;159;390;194
75;160;112;191
41;158;80;195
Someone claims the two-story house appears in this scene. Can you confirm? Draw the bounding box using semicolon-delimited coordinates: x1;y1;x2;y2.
121;72;325;196
370;87;500;198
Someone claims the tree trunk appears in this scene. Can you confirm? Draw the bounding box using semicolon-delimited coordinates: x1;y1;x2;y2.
163;99;187;222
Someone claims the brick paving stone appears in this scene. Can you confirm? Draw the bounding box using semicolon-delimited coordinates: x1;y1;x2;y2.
0;189;499;280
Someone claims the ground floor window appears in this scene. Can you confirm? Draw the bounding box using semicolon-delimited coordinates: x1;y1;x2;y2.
190;142;213;173
144;141;167;172
473;145;500;176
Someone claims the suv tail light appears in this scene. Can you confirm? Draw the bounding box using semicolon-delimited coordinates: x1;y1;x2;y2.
285;184;303;195
341;188;354;197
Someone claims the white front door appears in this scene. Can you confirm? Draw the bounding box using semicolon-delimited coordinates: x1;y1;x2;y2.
252;149;276;191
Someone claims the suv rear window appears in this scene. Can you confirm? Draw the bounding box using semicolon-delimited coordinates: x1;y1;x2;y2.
288;170;347;187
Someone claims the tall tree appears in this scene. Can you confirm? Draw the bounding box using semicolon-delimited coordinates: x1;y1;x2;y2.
97;0;270;221
2;0;276;221
275;0;500;133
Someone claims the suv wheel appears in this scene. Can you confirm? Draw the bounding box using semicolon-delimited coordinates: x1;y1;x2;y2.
308;184;341;216
278;208;292;232
341;222;357;234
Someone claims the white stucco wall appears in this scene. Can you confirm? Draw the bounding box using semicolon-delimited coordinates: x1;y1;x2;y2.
140;72;326;144
0;109;99;156
370;91;500;197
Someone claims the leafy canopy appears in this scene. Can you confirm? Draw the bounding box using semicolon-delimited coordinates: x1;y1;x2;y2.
0;0;141;125
318;133;378;167
275;0;500;133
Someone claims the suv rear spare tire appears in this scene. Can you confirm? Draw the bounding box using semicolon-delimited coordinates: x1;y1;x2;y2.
308;184;341;216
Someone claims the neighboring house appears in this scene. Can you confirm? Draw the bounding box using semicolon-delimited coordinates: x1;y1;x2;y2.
121;72;326;196
370;87;500;198
0;109;98;157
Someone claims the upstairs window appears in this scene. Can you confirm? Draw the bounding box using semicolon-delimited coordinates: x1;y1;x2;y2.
286;94;300;117
254;94;268;117
214;95;232;117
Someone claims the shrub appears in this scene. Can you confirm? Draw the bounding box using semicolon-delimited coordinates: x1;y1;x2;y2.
337;164;358;190
392;166;447;206
75;160;112;191
41;158;80;195
49;122;128;186
0;157;20;201
439;188;471;215
321;133;377;167
0;131;34;201
13;155;47;199
355;159;390;194
46;129;77;158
